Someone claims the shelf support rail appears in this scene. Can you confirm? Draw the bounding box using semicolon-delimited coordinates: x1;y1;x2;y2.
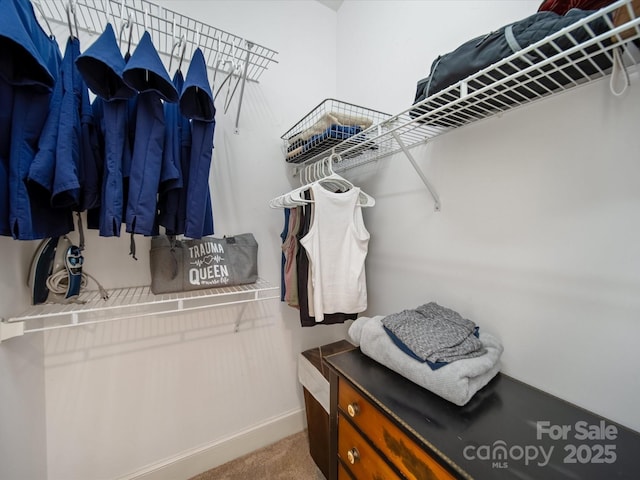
0;320;25;343
391;131;441;212
0;281;280;342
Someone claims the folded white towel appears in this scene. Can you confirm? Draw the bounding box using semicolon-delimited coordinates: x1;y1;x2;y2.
348;316;503;406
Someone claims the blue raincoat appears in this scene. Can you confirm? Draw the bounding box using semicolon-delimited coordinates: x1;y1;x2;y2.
75;23;135;237
123;31;178;237
78;79;103;212
28;36;100;213
158;70;190;234
180;47;216;239
52;37;86;208
0;0;73;239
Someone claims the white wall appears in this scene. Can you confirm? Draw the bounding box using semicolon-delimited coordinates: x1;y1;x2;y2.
0;237;47;480
336;0;640;432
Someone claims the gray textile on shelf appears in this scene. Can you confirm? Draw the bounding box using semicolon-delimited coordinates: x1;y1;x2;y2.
349;316;503;406
381;302;485;363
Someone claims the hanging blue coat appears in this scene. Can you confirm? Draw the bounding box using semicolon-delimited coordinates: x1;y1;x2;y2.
1;0;73;239
180;47;216;239
28;36;99;213
123;31;178;237
121;51;138;224
158;70;190;234
52;37;85;208
0;78;13;236
79;77;103;212
75;22;135;237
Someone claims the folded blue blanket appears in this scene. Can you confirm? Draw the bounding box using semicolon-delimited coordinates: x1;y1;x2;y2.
302;124;363;153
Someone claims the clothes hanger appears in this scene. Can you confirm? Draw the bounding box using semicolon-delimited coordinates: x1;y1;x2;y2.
270;154;375;208
223;39;246;114
211;33;222;90
168;18;185;72
66;0;79;40
119;12;134;54
313;155;352;193
32;1;55;39
214;41;240;104
168;29;186;74
269;159;317;209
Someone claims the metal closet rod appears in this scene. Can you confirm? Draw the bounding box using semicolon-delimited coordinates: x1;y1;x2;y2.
34;0;279;84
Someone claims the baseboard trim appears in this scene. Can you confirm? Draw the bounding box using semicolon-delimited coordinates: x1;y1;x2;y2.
121;408;306;480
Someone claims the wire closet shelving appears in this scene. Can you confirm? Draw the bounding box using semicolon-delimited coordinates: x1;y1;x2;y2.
284;0;640;212
0;1;282;343
32;0;279;131
1;279;280;342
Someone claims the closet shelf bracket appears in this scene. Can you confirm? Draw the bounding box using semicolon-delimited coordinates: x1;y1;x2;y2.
391;131;441;212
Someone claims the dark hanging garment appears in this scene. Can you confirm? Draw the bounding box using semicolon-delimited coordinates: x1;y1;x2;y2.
121;51;138;224
24;56;64;205
47;37;90;209
79;79;103;212
28;35;99;241
75;22;136;237
157;70;188;234
179;47;216;239
0;78;13;236
123;31;179;237
280;208;291;301
86;96;105;230
0;0;73;239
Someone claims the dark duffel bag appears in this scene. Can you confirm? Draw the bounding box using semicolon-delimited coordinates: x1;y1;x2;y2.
411;8;614;124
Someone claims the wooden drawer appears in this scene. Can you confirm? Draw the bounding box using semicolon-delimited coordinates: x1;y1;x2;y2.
338;414;400;479
338;377;456;480
338;458;352;480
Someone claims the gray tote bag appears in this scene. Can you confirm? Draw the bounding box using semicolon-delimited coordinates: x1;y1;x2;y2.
149;234;258;294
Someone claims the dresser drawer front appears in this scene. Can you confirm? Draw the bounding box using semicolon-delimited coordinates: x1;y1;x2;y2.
338;377;456;480
338;458;353;479
338;415;400;479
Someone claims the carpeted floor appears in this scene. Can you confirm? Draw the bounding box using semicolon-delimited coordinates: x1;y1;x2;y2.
188;430;326;480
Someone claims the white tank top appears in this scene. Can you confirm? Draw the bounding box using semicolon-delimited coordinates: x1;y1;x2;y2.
300;183;370;321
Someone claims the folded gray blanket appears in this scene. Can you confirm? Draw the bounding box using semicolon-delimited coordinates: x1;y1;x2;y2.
382;302;485;363
349;316;503;406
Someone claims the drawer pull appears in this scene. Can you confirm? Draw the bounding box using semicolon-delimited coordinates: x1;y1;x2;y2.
347;447;360;465
347;402;360;417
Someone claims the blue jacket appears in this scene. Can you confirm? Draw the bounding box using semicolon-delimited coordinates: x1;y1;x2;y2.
123;31;178;236
52;37;84;208
158;70;190;235
79;76;103;212
28;36;99;214
180;47;216;239
76;22;135;237
1;0;74;239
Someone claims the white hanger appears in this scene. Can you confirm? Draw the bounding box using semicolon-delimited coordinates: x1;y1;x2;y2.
66;0;79;40
223;38;245;113
296;154;375;207
269;154;375;208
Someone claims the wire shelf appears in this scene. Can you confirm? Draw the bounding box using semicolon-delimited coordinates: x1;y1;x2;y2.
282;99;392;165
1;278;279;339
287;0;640;172
33;0;279;83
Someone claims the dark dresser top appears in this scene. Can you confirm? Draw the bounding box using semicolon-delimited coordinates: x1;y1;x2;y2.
325;348;640;480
